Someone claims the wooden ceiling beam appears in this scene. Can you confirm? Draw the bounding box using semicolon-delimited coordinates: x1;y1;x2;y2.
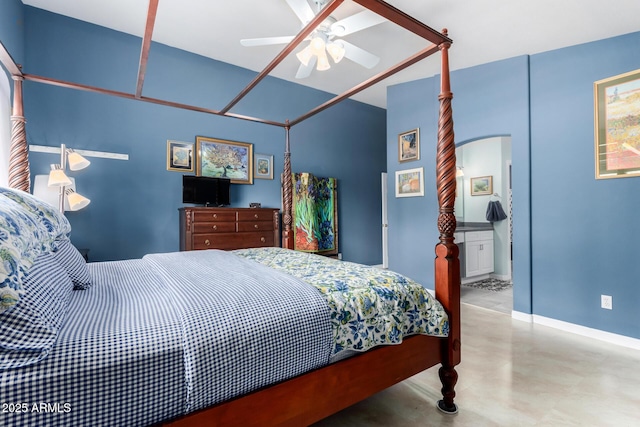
23;73;286;128
290;43;440;126
135;0;159;98
219;0;345;115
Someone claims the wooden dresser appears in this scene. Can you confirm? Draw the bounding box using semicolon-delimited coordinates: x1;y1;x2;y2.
179;207;280;251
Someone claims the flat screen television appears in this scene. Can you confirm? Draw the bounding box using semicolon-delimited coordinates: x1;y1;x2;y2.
182;175;231;207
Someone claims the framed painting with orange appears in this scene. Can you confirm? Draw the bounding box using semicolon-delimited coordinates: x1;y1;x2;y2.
594;68;640;179
395;167;424;198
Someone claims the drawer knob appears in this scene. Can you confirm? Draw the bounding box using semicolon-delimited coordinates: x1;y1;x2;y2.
212;225;217;230
212;214;217;219
254;213;259;219
260;237;266;243
254;224;259;229
204;239;211;246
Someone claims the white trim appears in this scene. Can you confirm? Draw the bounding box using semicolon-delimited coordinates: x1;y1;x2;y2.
511;311;532;323
29;144;129;161
511;311;640;350
533;315;640;351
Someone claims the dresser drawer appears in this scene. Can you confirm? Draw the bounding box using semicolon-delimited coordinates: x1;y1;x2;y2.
193;222;236;233
237;221;273;232
238;210;274;222
192;232;274;250
193;210;236;223
464;230;493;242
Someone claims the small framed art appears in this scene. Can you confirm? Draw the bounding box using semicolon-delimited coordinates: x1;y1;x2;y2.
594;68;640;179
470;176;493;196
395;167;424;197
166;140;194;172
196;136;253;184
398;128;420;162
254;153;274;180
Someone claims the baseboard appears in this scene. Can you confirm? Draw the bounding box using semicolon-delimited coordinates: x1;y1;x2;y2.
512;311;640;351
490;273;511;281
511;311;532;323
533;315;640;351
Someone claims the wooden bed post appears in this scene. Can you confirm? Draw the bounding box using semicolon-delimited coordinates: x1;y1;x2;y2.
282;122;294;249
8;74;30;192
434;29;460;414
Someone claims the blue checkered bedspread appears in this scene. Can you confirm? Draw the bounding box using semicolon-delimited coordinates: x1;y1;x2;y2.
0;250;332;427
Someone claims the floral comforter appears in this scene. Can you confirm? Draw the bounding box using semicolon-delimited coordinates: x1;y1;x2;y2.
233;247;449;355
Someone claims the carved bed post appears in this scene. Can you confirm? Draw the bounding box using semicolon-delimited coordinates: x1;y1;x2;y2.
282;122;294;249
8;74;30;192
434;29;460;414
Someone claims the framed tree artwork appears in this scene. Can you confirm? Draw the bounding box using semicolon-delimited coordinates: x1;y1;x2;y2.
196;136;253;184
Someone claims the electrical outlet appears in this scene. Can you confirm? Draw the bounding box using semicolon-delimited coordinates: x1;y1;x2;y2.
601;295;612;310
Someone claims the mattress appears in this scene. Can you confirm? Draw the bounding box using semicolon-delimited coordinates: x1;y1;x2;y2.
1;248;448;426
1;259;186;427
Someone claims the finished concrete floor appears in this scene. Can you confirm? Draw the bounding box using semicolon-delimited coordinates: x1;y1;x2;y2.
313;303;640;426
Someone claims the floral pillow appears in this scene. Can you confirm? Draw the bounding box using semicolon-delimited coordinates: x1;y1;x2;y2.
0;193;55;312
0;186;71;242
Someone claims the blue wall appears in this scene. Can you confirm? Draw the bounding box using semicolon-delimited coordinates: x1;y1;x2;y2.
388;32;640;340
16;6;386;264
529;32;640;338
0;0;24;72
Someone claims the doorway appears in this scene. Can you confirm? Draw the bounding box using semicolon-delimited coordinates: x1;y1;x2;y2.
456;136;512;314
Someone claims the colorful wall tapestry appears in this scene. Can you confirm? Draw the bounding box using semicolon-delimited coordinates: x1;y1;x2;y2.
292;173;338;255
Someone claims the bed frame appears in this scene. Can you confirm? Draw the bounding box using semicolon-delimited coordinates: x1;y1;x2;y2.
1;0;460;425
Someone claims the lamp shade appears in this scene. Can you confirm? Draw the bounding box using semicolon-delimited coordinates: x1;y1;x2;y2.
316;49;331;71
67;150;91;171
296;45;313;67
327;41;345;63
65;188;90;211
48;164;72;187
33;175;76;210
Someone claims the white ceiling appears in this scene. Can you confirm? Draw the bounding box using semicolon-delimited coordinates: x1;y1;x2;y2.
21;0;640;109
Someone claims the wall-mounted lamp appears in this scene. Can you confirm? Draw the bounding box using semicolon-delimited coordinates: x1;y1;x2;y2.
35;144;91;213
456;166;465;177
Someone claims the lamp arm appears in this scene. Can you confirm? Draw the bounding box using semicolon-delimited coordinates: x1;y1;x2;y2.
58;143;67;213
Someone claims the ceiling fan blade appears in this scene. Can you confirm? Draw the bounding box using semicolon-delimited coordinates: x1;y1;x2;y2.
340;40;380;69
285;0;315;24
240;36;296;47
329;10;386;36
295;56;317;79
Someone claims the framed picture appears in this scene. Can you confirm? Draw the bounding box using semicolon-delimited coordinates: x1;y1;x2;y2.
166;140;193;172
196;136;253;184
470;176;493;196
398;128;420;162
594;68;640;179
395;167;424;197
254;153;274;180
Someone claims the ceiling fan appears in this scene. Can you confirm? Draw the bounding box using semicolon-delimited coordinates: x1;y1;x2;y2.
240;0;386;78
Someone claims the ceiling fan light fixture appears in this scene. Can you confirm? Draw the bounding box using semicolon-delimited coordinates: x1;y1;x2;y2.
296;45;314;67
309;36;326;55
316;49;331;71
326;41;345;63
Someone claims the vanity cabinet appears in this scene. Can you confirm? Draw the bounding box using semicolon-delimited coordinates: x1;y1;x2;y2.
464;230;494;277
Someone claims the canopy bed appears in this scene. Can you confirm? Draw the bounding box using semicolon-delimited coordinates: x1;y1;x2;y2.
0;0;460;425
